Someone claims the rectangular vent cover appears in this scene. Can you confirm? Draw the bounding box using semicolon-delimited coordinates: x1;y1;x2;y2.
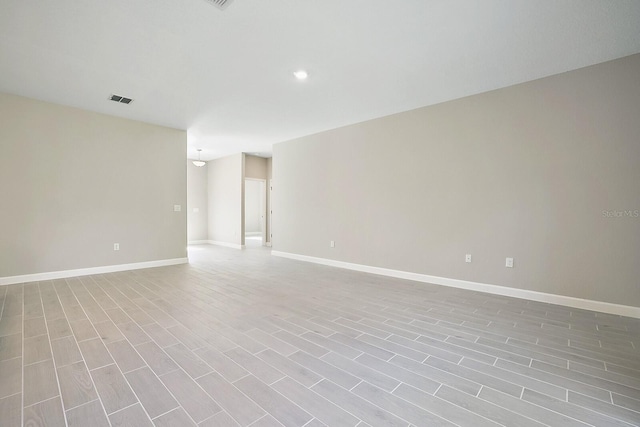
204;0;234;10
109;94;133;104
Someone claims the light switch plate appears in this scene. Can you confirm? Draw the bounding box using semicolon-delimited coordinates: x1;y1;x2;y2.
174;205;181;212
506;257;514;268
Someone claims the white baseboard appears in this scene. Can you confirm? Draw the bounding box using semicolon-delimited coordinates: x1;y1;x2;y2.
271;251;640;319
266;242;272;247
0;258;188;286
245;232;262;237
188;240;210;245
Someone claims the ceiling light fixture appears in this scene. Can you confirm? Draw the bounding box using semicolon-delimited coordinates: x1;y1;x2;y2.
293;70;308;80
193;149;206;167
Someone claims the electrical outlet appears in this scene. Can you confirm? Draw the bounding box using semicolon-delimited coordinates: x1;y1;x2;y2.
330;240;335;248
465;254;472;263
506;257;514;268
113;243;120;251
173;205;181;212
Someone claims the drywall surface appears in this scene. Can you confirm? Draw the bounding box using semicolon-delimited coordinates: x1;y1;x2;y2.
207;153;243;245
245;155;268;179
273;54;640;307
187;161;208;242
0;92;187;277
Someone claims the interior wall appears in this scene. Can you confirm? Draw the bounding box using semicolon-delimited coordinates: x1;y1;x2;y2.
245;154;268;179
244;180;262;234
187;161;208;242
208;153;243;246
0;92;187;278
273;54;640;307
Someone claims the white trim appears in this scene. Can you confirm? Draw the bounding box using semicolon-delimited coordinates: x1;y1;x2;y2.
188;240;210;245
271;251;640;319
0;258;188;286
266;242;272;247
244;232;262;237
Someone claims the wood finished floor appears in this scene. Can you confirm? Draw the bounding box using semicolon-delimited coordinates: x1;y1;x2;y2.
1;244;639;427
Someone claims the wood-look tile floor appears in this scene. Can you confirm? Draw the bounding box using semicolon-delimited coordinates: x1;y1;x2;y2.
1;244;639;427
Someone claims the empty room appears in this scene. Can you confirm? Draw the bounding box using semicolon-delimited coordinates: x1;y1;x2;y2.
1;1;640;427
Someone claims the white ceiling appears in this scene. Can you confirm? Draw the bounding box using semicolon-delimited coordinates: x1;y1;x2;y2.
1;0;640;160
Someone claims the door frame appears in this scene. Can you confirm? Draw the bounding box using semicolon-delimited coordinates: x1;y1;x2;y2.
267;178;272;247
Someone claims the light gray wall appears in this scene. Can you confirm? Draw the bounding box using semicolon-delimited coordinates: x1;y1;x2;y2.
244;180;262;233
208;153;243;245
187;161;208;242
273;54;640;307
0;92;187;278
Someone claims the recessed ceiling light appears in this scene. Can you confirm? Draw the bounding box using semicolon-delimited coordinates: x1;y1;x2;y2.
293;70;308;80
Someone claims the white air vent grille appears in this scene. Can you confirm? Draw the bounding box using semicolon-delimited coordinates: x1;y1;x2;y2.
204;0;234;10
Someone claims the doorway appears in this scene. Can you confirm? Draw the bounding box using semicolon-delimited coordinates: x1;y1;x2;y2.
244;179;266;246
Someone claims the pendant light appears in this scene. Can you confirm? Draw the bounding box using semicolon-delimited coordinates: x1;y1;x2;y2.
193;149;206;167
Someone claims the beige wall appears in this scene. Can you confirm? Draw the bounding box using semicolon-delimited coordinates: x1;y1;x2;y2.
245;155;268;179
187;161;208;242
0;93;187;278
273;54;640;307
208;153;243;245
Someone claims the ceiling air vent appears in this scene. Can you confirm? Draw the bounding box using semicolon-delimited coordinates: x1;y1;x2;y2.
204;0;234;10
109;94;133;104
